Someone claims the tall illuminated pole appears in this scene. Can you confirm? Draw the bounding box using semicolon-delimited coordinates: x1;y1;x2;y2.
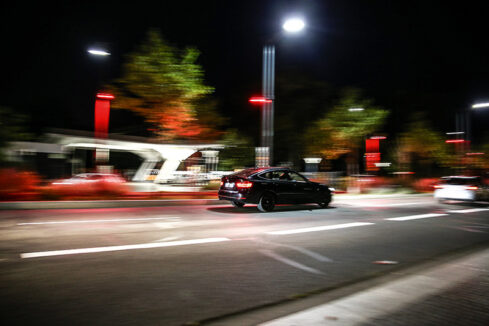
259;18;305;167
88;47;112;164
261;45;275;166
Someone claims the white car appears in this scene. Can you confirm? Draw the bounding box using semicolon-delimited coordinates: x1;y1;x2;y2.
434;176;489;203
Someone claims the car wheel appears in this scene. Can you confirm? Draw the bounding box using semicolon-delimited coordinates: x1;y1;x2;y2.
231;201;245;208
318;192;331;208
258;192;275;212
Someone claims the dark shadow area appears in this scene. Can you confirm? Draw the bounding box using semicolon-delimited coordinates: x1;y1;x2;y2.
207;204;337;214
440;200;489;208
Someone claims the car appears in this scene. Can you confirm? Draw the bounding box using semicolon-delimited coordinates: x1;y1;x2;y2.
218;167;334;212
434;176;489;203
52;173;126;185
50;173;128;196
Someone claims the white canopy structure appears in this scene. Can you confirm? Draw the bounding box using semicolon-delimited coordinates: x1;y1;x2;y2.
46;132;224;183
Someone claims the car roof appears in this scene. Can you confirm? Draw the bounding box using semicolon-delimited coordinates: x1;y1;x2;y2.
230;167;292;178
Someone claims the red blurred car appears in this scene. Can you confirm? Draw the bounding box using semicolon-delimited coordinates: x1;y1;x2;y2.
52;173;126;185
51;173;128;196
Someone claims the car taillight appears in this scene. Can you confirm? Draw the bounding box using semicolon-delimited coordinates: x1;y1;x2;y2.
433;185;443;189
236;181;253;189
465;186;478;190
220;181;224;187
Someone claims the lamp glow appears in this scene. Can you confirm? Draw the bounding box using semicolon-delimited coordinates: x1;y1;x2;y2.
283;18;305;33
88;49;111;56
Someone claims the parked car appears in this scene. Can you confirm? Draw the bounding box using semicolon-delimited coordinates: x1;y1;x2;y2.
434;176;489;203
218;167;334;212
52;173;126;185
49;173;128;197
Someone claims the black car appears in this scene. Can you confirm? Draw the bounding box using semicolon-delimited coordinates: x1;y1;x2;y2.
218;167;333;212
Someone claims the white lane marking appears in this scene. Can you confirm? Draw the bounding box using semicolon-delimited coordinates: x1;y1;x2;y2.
17;217;180;225
267;222;374;235
281;244;333;262
153;236;181;242
347;202;426;208
386;213;447;221
259;249;324;275
253;239;333;262
20;237;230;259
259;248;489;326
446;208;489;214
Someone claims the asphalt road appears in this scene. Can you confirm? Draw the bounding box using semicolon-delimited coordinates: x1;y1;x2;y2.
1;194;488;325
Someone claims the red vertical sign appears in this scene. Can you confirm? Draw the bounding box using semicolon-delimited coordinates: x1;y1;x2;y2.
365;139;380;171
94;93;114;139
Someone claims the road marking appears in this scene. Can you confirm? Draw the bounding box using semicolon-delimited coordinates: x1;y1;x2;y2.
347;202;426;207
373;260;399;265
446;208;489;214
253;239;333;262
20;237;230;259
259;249;324;275
385;213;447;221
17;217;181;225
153;236;181;242
267;222;374;235
259;248;489;326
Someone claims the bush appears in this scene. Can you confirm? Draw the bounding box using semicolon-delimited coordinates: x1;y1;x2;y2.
0;169;41;200
46;181;129;199
412;178;439;193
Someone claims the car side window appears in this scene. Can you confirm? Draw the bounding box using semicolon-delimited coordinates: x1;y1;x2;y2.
277;171;290;181
288;171;307;182
258;172;272;180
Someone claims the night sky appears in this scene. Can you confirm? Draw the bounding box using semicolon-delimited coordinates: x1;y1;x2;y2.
2;0;489;144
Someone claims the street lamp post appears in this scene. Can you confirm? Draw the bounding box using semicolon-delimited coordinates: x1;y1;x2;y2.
261;45;275;166
255;17;305;167
88;47;112;165
455;102;489;144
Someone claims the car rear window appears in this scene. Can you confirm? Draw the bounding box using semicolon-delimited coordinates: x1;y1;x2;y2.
230;168;267;178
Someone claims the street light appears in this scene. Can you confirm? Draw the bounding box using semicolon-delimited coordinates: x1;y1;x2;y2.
257;17;305;167
87;48;111;56
457;102;489;144
348;107;364;112
472;102;489;109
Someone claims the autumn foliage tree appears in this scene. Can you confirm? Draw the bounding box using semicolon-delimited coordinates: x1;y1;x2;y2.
305;88;388;173
392;114;455;175
109;29;221;140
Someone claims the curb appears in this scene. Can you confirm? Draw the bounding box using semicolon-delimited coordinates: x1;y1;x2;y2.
0;199;223;210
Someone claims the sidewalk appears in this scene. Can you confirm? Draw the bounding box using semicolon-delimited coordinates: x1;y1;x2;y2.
0;192;431;210
204;246;489;326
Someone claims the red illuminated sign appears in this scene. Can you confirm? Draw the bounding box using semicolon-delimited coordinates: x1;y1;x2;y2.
366;139;379;153
95;99;110;138
249;97;272;104
96;93;115;100
446;139;465;143
365;152;381;171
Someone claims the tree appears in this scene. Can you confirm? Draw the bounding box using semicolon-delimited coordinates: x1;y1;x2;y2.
305;88;388;174
218;129;255;170
390;113;453;176
109;29;220;140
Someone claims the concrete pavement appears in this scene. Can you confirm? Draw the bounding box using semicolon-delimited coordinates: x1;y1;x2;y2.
204;245;489;326
0;192;431;210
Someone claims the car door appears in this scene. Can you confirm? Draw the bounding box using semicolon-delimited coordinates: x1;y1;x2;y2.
270;170;296;203
287;171;315;203
255;171;281;201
